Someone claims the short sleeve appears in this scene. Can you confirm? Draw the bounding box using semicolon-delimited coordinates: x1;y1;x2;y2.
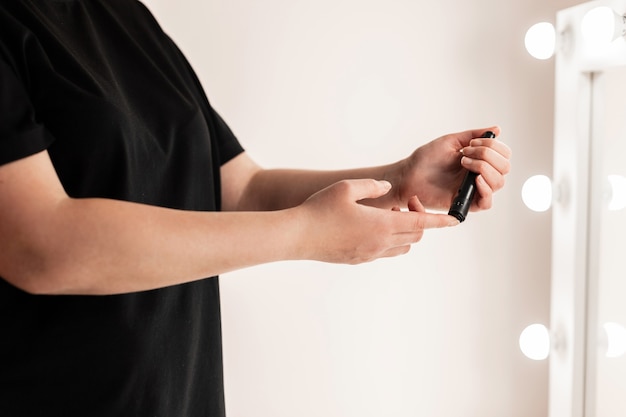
209;108;244;166
0;57;55;166
154;29;244;167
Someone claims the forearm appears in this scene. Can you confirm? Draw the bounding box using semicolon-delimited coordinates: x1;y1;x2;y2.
239;162;405;211
6;197;301;295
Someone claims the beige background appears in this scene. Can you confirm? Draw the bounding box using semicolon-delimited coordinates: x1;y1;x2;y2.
142;1;581;416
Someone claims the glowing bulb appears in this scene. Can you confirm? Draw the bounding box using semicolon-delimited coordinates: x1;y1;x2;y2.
581;6;625;46
522;175;552;212
519;324;550;360
607;174;626;211
525;22;556;60
604;322;626;358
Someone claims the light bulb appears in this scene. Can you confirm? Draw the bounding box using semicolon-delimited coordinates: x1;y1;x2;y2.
522;175;552;212
519;324;550;360
604;322;626;358
607;174;626;211
525;22;556;60
581;6;626;46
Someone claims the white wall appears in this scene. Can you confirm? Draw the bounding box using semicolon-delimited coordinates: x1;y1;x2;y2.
142;1;581;416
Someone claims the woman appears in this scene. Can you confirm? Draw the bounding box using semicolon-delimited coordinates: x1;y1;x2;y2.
0;1;511;416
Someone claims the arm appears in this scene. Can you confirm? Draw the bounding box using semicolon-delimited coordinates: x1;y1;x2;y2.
0;151;454;296
222;126;511;213
220;151;403;211
0;151;301;295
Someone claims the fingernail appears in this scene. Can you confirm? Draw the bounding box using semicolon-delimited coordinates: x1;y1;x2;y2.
379;180;392;189
448;218;460;226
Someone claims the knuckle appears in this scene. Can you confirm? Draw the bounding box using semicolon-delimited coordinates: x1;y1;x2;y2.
335;180;351;192
501;160;512;175
411;215;426;233
350;241;381;265
397;246;411;256
485;174;505;191
495;175;506;190
477;159;490;172
475;147;490;159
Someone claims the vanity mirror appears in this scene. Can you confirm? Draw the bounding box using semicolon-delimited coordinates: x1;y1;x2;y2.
549;1;626;416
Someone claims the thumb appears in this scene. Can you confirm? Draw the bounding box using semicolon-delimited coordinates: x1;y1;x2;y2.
407;195;425;213
455;126;501;147
349;179;393;202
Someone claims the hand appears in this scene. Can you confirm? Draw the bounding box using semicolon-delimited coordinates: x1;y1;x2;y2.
295;179;458;265
392;126;511;212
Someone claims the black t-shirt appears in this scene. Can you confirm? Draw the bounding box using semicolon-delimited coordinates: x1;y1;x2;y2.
0;1;244;416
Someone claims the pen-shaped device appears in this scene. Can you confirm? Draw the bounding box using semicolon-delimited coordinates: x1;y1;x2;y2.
448;131;496;223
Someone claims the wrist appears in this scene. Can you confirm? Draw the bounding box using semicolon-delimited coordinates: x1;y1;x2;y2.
278;206;314;261
380;159;407;208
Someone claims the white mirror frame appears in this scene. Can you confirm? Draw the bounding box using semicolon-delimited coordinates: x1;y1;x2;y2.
550;1;626;416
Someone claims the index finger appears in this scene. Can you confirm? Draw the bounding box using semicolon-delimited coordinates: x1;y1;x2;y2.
452;126;502;147
467;138;512;161
420;212;461;229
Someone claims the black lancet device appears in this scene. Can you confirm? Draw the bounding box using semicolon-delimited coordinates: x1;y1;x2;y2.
448;131;496;223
